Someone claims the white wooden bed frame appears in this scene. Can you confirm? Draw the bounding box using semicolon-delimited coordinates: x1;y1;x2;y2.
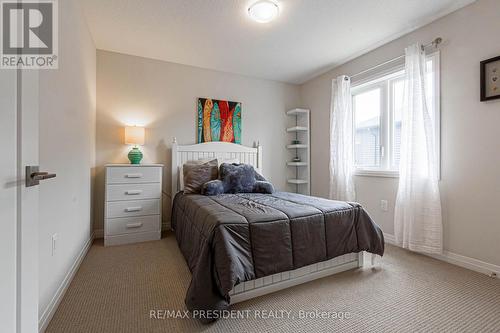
171;138;262;197
171;138;376;304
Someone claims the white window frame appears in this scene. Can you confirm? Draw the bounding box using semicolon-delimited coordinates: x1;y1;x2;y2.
351;51;440;178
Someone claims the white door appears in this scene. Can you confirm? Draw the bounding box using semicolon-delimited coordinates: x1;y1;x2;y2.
0;68;41;332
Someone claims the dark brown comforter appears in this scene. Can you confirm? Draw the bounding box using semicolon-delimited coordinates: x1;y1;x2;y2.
172;192;384;315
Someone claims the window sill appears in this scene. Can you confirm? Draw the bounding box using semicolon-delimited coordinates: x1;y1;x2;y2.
354;169;399;178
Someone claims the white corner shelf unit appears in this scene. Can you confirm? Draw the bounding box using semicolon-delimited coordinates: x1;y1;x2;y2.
286;108;310;195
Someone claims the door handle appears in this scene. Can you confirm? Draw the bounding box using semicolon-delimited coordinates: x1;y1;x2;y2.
32;172;57;181
26;166;57;187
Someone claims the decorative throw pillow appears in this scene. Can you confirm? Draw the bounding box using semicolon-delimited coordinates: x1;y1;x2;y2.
254;168;266;181
180;158;216;190
201;179;225;196
219;163;257;194
217;158;239;167
253;181;275;194
183;159;218;194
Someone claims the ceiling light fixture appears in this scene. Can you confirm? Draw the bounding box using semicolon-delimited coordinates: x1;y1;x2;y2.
248;1;279;23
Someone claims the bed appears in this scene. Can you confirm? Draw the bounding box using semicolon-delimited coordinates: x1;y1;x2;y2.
170;139;384;316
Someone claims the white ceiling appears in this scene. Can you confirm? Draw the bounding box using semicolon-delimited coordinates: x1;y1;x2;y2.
81;0;475;84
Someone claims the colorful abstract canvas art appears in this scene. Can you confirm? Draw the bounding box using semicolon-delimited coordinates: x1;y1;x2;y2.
197;98;241;144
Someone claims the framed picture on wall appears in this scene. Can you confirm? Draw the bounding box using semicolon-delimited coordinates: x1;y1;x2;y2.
197;98;242;144
480;56;500;101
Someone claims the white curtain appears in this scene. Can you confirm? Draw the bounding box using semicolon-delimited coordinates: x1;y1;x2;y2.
394;44;442;254
329;75;355;202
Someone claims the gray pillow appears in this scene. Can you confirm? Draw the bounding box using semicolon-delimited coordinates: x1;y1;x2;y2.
254;169;266;181
201;179;225;196
183;159;218;194
219;163;256;194
253;181;275;194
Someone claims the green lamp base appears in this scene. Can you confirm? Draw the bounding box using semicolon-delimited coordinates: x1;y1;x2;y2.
128;147;143;164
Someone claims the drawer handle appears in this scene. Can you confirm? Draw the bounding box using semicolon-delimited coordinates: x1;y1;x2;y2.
126;222;143;228
125;173;142;178
125;190;143;195
125;207;142;212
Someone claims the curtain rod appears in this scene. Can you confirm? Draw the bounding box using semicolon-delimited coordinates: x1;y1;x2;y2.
347;37;442;80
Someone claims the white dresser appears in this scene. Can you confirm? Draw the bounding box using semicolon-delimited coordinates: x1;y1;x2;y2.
104;164;163;246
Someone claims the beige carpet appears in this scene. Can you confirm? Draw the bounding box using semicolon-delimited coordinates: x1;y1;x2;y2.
46;233;500;333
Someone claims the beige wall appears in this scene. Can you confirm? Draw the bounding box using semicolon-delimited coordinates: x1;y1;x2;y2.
95;51;301;230
300;0;500;266
38;0;96;321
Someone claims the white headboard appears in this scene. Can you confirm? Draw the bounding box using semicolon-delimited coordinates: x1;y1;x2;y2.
171;138;263;200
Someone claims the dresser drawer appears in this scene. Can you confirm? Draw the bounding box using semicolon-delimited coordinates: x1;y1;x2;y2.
106;199;160;218
106;166;162;184
106;183;161;202
105;215;160;236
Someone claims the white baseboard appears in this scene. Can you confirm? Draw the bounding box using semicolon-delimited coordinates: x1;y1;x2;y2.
383;233;499;278
94;228;103;239
383;232;396;245
38;232;95;333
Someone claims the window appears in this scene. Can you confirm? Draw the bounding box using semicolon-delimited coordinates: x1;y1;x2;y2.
352;52;440;176
353;87;382;168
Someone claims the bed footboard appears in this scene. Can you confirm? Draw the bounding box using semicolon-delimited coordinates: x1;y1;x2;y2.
230;253;360;304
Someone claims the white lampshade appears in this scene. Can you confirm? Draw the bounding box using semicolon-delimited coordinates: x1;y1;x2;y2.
124;126;145;145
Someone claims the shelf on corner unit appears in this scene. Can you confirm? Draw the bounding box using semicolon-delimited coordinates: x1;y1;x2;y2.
287;144;308;149
287;162;308;166
287;179;308;184
286;126;308;132
286;108;310;116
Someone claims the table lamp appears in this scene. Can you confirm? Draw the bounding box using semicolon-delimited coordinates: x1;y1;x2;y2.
125;126;145;164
